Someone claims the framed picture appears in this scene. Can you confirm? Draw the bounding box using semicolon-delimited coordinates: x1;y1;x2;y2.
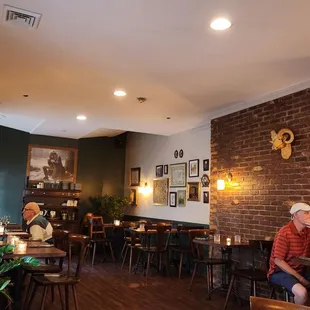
203;191;209;203
129;189;137;206
170;163;187;187
153;178;169;206
203;159;209;172
187;182;200;201
156;165;163;177
27;145;78;183
189;159;199;177
164;165;168;174
130;167;141;186
177;190;186;207
169;192;177;207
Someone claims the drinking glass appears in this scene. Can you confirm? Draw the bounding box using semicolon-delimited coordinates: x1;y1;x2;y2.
214;234;221;243
234;235;241;243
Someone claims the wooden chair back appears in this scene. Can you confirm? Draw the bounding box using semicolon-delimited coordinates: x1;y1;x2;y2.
68;234;90;279
53;229;70;252
250;296;310;309
248;240;273;272
188;229;212;259
88;216;106;240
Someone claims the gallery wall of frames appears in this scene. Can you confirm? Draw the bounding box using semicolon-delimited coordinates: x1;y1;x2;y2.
124;126;211;224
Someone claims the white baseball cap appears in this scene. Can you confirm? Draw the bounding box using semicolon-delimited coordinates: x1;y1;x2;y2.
290;202;310;214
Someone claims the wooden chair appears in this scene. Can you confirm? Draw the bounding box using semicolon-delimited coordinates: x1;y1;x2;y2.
250;296;310;309
88;216;115;265
223;240;273;310
189;229;229;296
27;234;90;310
22;230;70;310
135;224;171;280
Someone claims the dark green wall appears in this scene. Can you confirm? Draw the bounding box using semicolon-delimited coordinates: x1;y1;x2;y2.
0;126;126;224
0;126;29;224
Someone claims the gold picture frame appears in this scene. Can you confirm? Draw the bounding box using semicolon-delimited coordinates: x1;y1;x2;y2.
153;178;169;206
27;144;78;183
187;182;200;201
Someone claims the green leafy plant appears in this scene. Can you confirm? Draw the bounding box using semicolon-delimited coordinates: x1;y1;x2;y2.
0;244;40;304
89;194;129;222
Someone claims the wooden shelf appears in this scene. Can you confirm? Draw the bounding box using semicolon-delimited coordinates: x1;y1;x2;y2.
24;188;81;193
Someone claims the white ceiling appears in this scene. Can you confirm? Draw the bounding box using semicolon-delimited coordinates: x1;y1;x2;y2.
1;0;310;139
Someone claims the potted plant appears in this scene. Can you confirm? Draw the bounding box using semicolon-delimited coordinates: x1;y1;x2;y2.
88;194;129;223
0;244;39;306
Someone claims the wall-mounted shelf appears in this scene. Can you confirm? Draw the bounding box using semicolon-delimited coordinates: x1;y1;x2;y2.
23;188;81;233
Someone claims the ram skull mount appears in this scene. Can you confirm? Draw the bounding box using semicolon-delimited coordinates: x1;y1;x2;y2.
270;128;294;160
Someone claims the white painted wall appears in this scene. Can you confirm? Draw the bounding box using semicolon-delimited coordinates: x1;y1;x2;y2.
124;124;211;224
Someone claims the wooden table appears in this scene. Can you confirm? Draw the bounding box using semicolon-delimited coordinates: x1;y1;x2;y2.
193;237;249;299
5;245;66;310
0;231;31;239
292;257;310;267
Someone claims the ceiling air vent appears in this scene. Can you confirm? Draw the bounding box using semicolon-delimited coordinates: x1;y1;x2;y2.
2;5;41;29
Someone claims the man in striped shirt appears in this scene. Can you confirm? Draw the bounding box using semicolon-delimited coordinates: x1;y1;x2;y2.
268;202;310;305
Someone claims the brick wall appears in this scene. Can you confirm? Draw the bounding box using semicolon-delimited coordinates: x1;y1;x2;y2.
210;88;310;239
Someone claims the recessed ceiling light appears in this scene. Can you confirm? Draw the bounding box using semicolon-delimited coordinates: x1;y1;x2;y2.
210;18;231;31
76;115;86;120
23;94;29;97
114;90;126;97
167;117;171;120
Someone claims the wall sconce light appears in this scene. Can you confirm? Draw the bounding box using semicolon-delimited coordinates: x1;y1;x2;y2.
217;179;225;190
226;170;232;182
138;182;152;195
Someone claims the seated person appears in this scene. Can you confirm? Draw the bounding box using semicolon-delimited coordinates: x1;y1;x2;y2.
23;202;53;242
268;202;310;305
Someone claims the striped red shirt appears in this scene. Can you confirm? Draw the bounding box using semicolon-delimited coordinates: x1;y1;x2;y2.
268;221;310;278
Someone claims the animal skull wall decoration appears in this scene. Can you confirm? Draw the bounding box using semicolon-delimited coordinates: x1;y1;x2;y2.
270;128;294;159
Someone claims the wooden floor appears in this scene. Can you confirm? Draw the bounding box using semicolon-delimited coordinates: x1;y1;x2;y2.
28;260;250;310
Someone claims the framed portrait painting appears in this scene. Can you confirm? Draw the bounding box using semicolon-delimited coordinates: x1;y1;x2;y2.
129;189;137;206
177;190;186;207
26;145;78;183
170;163;187;187
203;159;209;172
156;165;163;178
169;192;177;207
153;178;169;206
187;182;200;201
130;167;141;186
203;191;209;204
189;159;199;178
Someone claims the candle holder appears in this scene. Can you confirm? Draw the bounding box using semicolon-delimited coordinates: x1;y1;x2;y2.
15;241;27;253
226;237;231;246
114;220;120;226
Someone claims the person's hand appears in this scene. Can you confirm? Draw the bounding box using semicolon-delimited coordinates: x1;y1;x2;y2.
298;276;310;288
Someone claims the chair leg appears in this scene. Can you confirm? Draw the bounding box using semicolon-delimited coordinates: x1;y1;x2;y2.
285;290;289;302
72;285;79;310
189;262;198;292
92;242;97;266
51;285;55;302
269;287;275;299
65;285;69;310
210;265;214;289
58;285;65;310
178;253;184;280
22;274;33;310
134;251;142;274
27;283;38;310
121;246;129;269
253;281;257;297
108;242;115;262
120;241;127;259
223;274;235;310
128;247;133;274
145;253;151;281
40;286;48;310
